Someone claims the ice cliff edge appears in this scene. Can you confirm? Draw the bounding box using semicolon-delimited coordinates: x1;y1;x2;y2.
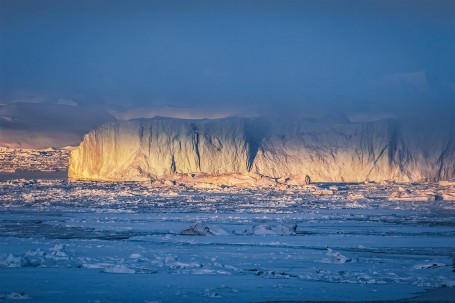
69;116;455;182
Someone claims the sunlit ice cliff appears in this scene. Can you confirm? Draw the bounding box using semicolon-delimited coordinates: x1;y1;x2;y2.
69;115;455;183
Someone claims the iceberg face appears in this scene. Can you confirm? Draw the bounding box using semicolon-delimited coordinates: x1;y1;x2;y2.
69;116;455;182
69;117;250;181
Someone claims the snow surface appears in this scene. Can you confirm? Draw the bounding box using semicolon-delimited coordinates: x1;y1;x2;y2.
0;179;454;302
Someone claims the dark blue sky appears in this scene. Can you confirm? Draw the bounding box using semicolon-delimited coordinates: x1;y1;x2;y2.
1;0;454;116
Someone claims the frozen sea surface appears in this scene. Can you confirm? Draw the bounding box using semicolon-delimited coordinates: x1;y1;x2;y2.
0;179;454;302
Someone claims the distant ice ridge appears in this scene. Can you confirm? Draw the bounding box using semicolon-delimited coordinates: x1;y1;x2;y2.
0;147;70;172
69;115;455;182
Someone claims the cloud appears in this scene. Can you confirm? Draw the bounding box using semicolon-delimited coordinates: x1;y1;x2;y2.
108;105;259;121
0;101;114;148
55;98;78;106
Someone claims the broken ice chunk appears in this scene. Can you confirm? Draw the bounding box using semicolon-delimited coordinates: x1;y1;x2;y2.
180;222;214;236
321;248;352;264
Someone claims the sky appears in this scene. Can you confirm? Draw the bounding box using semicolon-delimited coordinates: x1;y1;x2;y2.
0;0;454;147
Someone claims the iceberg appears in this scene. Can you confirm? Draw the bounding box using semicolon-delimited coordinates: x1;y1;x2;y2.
69;116;454;183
